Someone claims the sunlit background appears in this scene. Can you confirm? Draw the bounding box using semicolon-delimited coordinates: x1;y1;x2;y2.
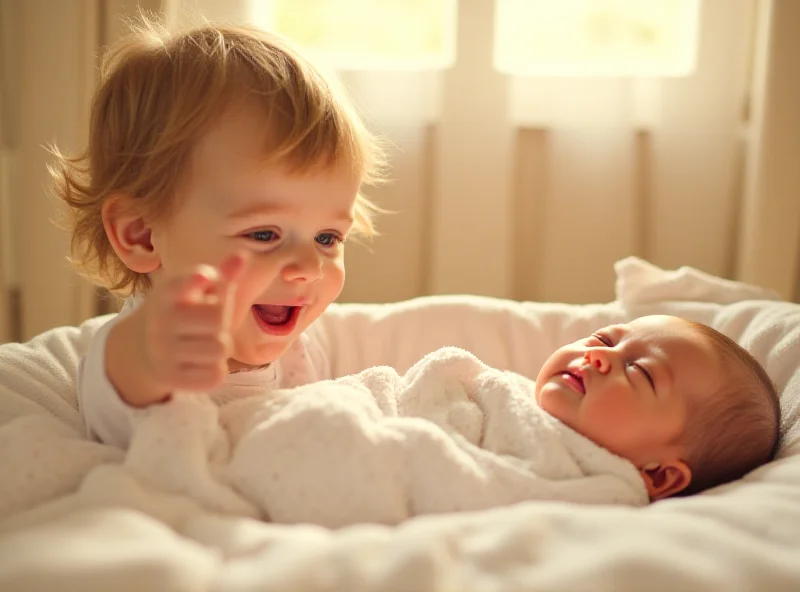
1;0;798;342
259;0;699;76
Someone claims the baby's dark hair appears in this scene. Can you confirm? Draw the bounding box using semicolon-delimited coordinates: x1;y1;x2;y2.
678;321;781;495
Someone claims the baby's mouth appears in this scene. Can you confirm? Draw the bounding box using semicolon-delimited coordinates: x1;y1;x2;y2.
560;371;585;395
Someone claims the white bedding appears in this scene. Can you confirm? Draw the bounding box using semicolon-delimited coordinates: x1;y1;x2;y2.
1;257;799;592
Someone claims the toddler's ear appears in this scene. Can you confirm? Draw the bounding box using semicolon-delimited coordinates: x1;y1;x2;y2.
102;196;161;274
640;460;692;500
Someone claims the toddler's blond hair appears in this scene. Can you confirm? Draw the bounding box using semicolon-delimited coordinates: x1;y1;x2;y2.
52;18;386;295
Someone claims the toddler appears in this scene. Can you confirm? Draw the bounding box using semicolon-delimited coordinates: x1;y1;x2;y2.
51;19;385;448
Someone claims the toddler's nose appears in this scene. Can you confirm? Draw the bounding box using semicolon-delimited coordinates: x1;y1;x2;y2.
281;245;323;283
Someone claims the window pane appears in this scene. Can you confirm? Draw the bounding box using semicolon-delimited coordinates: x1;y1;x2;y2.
257;0;456;70
495;0;701;77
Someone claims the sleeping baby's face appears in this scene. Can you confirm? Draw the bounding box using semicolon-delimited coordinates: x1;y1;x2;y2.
534;315;725;499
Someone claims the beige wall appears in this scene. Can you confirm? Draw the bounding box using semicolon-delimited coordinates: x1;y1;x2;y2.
1;0;161;341
14;0;100;340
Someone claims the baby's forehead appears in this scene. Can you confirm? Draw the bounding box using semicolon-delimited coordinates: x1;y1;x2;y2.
602;315;698;342
604;316;722;368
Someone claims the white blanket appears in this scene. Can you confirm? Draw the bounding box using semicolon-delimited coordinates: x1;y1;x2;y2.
1;256;799;592
122;347;646;527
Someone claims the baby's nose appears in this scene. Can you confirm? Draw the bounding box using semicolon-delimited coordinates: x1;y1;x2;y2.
584;349;611;374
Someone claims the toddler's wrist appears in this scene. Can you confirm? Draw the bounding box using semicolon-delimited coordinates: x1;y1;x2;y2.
106;311;168;408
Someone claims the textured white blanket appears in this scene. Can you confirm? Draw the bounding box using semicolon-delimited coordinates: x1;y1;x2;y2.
124;347;646;527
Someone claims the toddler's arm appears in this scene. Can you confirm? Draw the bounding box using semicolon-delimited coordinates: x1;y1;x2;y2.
78;254;247;447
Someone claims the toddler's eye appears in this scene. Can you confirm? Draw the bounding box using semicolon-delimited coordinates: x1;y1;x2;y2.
316;232;343;247
248;230;277;242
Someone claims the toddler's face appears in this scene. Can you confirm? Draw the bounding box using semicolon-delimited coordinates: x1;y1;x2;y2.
149;107;360;369
535;315;723;467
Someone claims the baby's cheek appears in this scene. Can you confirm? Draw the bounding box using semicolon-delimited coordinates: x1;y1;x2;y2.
590;395;635;432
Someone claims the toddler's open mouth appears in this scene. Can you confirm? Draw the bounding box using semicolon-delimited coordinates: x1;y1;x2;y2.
252;305;301;336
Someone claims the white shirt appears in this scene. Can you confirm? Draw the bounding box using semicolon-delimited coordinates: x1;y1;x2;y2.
77;298;330;449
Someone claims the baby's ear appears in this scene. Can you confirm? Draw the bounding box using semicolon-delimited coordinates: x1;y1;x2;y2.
640;460;692;500
102;196;161;274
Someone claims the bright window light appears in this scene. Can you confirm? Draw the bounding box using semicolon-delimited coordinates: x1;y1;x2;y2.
255;0;457;70
494;0;701;77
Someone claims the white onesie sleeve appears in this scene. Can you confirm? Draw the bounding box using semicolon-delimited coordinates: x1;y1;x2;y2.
77;312;138;449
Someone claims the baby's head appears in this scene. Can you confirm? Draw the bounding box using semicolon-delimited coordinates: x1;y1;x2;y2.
535;315;780;500
52;18;385;367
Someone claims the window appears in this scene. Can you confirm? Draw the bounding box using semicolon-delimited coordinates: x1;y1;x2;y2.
495;0;701;77
256;0;700;77
255;0;456;70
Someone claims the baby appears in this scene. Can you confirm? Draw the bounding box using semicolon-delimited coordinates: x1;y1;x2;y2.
535;314;781;498
116;313;781;527
51;19;385;448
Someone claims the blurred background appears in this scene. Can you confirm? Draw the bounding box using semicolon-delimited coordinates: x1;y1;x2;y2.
0;0;798;342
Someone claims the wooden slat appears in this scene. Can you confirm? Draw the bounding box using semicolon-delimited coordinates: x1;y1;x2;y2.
427;0;514;297
512;128;549;301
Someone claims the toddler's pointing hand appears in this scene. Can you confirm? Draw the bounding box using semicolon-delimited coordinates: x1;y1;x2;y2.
108;252;249;408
